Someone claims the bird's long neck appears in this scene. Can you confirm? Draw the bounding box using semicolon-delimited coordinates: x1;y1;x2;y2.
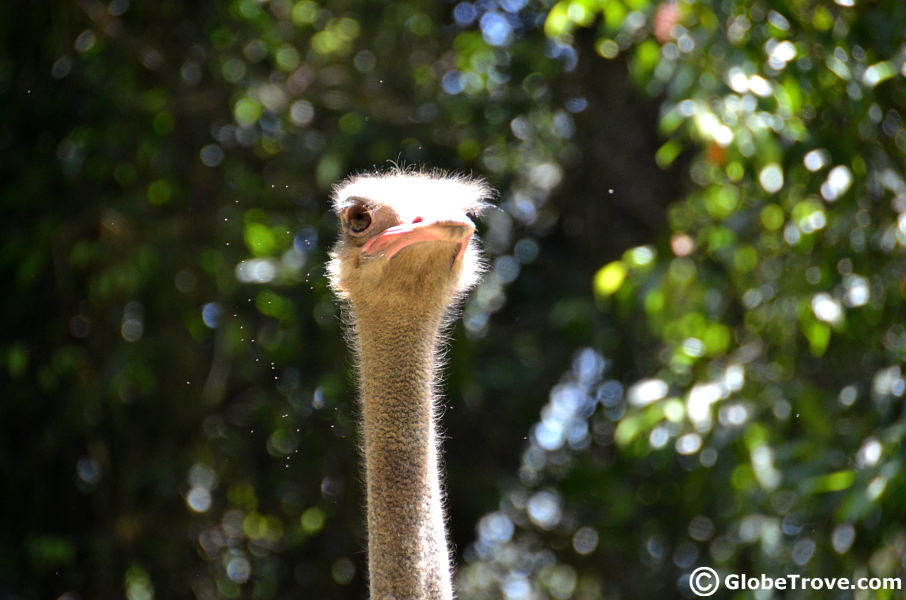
354;305;453;600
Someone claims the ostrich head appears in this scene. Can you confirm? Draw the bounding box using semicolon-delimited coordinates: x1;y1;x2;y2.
327;170;491;316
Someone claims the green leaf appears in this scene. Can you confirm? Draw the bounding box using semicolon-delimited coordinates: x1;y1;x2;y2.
593;261;628;297
808;470;855;493
234;97;262;125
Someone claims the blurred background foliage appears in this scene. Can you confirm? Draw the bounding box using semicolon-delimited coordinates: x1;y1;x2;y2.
2;0;906;598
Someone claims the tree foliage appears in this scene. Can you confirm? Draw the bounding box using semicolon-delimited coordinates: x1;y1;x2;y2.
2;0;905;598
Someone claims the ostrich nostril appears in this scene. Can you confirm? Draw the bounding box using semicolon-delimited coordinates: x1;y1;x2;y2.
412;216;423;224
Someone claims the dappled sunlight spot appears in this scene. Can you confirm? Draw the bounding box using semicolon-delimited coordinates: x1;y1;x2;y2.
645;534;666;562
121;301;144;343
718;403;749;427
479;512;514;545
751;446;781;491
748;75;771;97
186;487;212;513
453;2;478;26
867;476;887;500
528;162;562;190
526;490;562;530
507;193;537;225
626;245;655;266
803;148;829;171
331;558;355;585
839;384;858;407
671;233;695;256
681;337;705;358
300;507;325;534
125;565;154;600
738;515;780;551
820;165;853;201
628;378;668;407
700;447;718;467
694;110;733;147
442;70;465;94
832;523;856;553
480;12;514;47
689;516;715;542
675;432;702;455
186;463;217;513
766;39;796;70
856;437;882;468
494;255;520;284
76;457;101;486
796;205;826;234
724;364;745;392
256;83;288;112
502;575;531;600
571;526;598;555
872;365;905;399
862;61;896;88
811;292;843;325
758;164;784;193
189;463;217;489
235;258;276;283
791;538;815;566
686;382;721;430
673;541;699;568
538;563;577;598
533;420;564;451
289;99;314;126
663;398;685;423
649;426;670;449
202;302;223;328
200;144;224;167
226;554;251;583
843;274;870;307
74;30;96;54
197;528;226;559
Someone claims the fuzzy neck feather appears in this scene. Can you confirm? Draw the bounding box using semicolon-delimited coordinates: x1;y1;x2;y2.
352;302;453;600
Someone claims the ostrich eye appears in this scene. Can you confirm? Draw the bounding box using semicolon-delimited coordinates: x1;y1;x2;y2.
346;205;372;234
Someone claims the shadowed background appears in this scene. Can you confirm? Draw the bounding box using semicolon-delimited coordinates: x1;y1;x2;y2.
3;0;906;598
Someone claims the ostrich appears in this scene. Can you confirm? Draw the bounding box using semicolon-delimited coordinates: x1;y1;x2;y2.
327;169;492;600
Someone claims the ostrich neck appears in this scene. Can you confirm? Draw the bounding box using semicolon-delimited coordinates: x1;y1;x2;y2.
354;305;453;600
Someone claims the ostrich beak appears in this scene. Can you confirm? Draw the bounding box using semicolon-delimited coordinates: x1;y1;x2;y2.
361;217;475;261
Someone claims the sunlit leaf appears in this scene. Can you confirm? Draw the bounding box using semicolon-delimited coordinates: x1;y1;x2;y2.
593;261;628;297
